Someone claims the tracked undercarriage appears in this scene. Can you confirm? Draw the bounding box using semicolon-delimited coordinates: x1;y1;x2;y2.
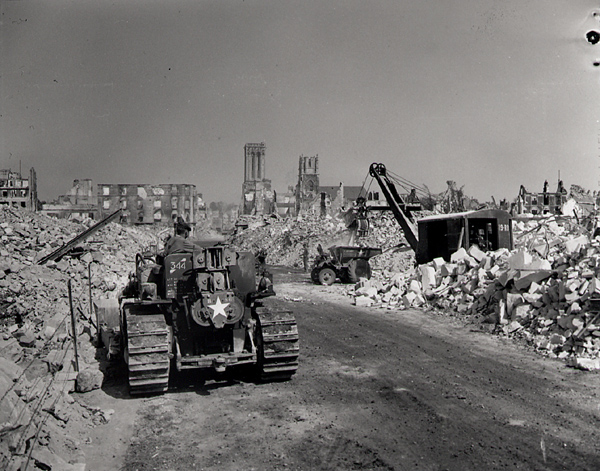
100;243;299;395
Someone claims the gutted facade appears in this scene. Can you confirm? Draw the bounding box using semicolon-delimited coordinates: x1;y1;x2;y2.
41;179;97;220
97;183;203;225
515;181;568;216
0;168;37;211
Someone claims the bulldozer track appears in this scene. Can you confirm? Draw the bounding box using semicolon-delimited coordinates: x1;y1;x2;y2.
255;306;299;381
123;305;171;395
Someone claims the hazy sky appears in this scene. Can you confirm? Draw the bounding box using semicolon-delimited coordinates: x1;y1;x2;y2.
1;0;600;204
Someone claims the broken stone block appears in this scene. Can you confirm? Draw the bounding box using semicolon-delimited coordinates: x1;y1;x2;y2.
514;270;552;291
402;291;417;308
0;372;32;436
528;281;542;294
432;257;446;271
589;277;600;296
498;299;508;324
54;371;77;393
506;293;523;316
355;278;373;290
355;286;378;298
533;243;549;258
407;279;421;294
31;446;78;471
523;293;543;308
564;235;590;255
76;367;104;393
568;357;600;370
354;295;374;307
44;349;67;374
45;260;57;269
508;251;532;270
507;320;523;333
549;333;566;346
557;315;575;330
467;245;486;262
579;280;590;295
81;252;94;265
481;255;493;270
413;293;426;307
55;259;69;271
420;265;437;289
497;269;518;287
526;259;552;271
568;302;582;315
0;357;24;382
450;247;468;263
17;330;36;348
513;303;533;320
440;263;457;277
456;303;469;313
0;337;23;363
43;325;56;340
565;292;580;303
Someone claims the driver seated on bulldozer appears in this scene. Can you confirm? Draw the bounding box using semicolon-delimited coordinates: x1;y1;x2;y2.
164;217;195;255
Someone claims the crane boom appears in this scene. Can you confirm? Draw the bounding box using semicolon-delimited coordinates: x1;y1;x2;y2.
369;163;419;252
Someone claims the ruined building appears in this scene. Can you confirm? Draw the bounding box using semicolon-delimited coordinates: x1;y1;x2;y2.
0;167;37;210
98;183;204;225
241;142;275;215
515;181;568;216
41;179;97;220
295;155;319;215
294;155;369;216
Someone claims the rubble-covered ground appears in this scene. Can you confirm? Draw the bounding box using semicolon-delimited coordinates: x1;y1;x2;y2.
229;212;415;273
232;211;600;369
346;215;600;369
3;205;600;469
0;206;156;470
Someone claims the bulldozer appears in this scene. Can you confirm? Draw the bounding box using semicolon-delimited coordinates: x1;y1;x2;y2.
98;240;299;395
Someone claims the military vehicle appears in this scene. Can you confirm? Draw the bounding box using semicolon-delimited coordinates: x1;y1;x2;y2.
99;241;299;395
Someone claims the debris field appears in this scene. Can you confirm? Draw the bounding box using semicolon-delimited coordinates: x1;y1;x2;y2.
2;205;600;469
0;206;156;471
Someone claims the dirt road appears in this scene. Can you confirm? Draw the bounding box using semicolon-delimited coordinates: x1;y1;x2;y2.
81;269;600;470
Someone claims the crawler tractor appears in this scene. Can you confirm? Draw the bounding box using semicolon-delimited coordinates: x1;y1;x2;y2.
100;242;299;395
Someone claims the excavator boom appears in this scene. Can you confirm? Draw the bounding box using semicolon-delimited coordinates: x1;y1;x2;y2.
369;163;419;252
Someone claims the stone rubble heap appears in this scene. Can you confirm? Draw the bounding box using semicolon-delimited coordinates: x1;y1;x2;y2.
0;206;156;470
229;213;413;272
350;217;600;368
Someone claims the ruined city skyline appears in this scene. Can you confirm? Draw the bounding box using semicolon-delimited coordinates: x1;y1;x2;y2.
2;1;600;205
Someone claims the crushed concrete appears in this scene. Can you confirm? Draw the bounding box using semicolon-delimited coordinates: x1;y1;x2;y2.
229;212;415;273
0;206;156;470
342;216;600;367
4;201;600;468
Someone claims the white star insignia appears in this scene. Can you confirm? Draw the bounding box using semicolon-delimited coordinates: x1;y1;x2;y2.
208;296;230;321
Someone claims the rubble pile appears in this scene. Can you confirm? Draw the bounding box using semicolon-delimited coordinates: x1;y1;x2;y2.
229;214;349;267
229;213;412;270
0;206;156;470
351;216;600;367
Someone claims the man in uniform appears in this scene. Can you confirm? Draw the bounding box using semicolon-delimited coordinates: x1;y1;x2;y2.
164;217;195;254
